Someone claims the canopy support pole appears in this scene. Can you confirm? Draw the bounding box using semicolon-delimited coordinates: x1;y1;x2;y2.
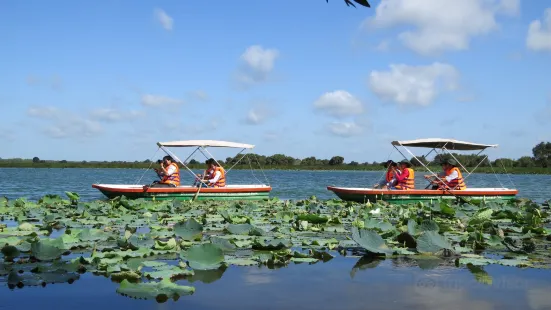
395;143;448;186
443;147;471;175
160;145;198;180
226;148;248;173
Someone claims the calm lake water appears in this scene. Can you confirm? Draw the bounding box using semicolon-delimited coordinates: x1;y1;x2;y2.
1;167;551;203
1;168;551;309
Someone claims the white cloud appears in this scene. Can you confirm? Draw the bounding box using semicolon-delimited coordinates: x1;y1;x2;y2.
375;40;390;51
187;90;209;102
535;94;551;124
43;119;103;139
0;128;15;141
326;121;364;137
363;0;520;55
25;74;63;90
27;106;104;139
26;75;40;86
51;75;63;91
154;8;173;31
27;106;60;119
527;8;551;52
141;94;183;106
234;45;279;88
245;107;269;125
313;90;364;118
89;108;144;123
263;130;279;141
368;62;459;106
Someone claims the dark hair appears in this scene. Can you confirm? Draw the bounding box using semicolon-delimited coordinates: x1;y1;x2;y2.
163;155;174;162
390;162;398;167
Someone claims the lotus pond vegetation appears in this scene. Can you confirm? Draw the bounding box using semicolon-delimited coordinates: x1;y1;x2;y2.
1;193;551;303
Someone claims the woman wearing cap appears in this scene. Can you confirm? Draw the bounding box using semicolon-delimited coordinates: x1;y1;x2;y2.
200;160;226;187
150;155;180;187
393;160;415;190
424;158;466;190
374;160;400;189
194;158;215;187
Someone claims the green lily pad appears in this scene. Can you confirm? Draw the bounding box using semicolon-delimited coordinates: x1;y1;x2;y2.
416;231;453;254
290;257;319;263
225;258;260;266
182;243;225;270
116;278;195;301
174;218;203;241
144;266;194;280
154;238;177;251
18;222;35;231
1;245;20;260
30;238;65;261
351;227;392;256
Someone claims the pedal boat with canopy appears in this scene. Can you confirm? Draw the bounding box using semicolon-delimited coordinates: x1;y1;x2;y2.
327;138;519;204
92;140;272;201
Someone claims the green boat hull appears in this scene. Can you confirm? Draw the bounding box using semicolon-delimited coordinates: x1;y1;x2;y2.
98;190;271;201
327;186;519;205
333;192;517;205
93;184;272;201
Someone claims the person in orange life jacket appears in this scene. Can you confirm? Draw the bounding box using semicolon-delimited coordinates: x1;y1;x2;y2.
194;158;215;187
425;158;466;190
391;160;415;190
150;155;180;187
374;160;400;189
200;160;226;187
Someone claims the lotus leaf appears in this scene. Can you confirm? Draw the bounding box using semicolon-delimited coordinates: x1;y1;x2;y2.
182;243;225;270
111;271;141;283
144;266;194;280
0;237;22;246
154;238;177;251
416;231;453;254
226;223;264;236
174;218;203;241
116;278;195;301
296;214;329;224
351;227;392;256
1;245;20;260
30;238;65;261
18;222;35;231
290;257;319;263
252;238;292;250
225;258;260;266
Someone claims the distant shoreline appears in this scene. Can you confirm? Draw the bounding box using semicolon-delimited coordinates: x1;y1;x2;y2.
1;163;549;175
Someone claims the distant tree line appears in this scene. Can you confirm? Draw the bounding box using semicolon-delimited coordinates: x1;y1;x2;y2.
2;142;550;170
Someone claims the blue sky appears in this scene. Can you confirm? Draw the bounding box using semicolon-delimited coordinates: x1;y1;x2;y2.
1;0;550;163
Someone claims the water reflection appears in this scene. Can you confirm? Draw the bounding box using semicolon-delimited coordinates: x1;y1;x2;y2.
350;255;383;279
242;267;274;285
187;266;227;284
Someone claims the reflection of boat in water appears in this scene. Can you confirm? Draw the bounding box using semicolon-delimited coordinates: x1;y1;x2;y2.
328;138;519;204
92;140;271;201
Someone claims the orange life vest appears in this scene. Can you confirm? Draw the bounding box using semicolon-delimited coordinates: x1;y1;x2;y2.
385;170;394;182
205;167;214;179
212;166;226;187
161;163;180;186
395;168;415;190
441;167;466;190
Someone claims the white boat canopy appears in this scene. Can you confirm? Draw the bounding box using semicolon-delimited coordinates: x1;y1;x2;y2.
157;140;255;149
391;138;498;151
